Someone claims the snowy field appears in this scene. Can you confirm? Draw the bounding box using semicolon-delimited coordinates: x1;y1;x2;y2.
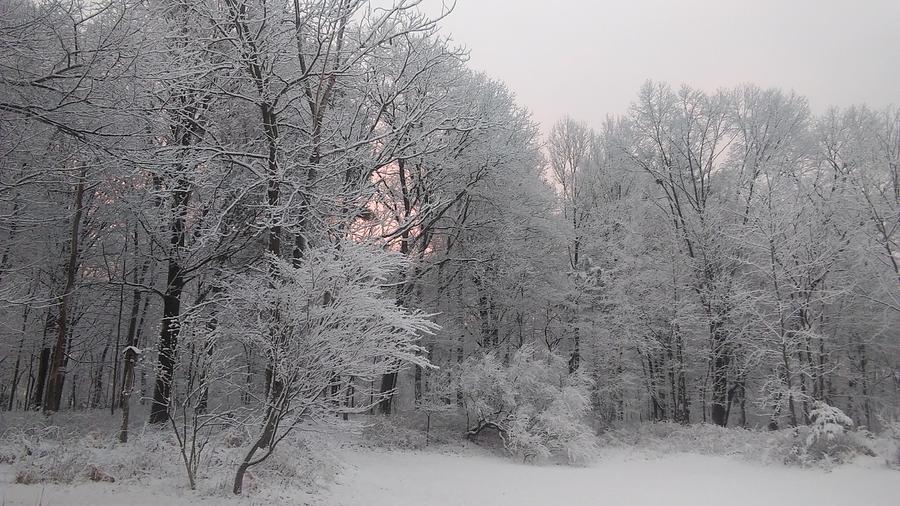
4;447;899;506
329;449;900;506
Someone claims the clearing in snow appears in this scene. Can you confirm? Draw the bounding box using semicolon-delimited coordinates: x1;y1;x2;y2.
3;447;899;506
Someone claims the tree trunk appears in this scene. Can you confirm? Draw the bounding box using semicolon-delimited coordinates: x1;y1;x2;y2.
119;258;147;408
149;259;184;423
378;371;397;415
857;340;873;428
6;307;29;410
92;342;110;408
709;317;730;427
119;261;147;442
569;326;581;373
119;345;137;443
378;158;412;414
110;261;127;413
675;326;690;423
149;177;190;424
32;347;51;409
44;171;86;413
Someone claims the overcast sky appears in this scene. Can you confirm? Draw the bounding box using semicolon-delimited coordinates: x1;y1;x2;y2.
420;0;900;131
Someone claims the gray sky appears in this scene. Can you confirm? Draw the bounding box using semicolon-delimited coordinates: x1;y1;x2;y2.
421;0;900;131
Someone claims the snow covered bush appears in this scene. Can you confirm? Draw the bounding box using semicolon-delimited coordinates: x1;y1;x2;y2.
459;345;597;464
163;308;244;490
786;401;873;466
2;423;177;486
360;416;428;450
599;422;798;464
2;425;93;484
806;401;854;446
882;419;900;469
218;243;437;493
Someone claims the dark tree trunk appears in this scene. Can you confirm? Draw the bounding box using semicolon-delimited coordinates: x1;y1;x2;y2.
378;158;412;414
45;172;86;413
709;318;730;427
569;327;580;373
149;259;184;423
109;264;127;413
149;170;190;424
32;347;51;409
857;341;872;428
119;345;137;443
136;288;151;404
92;342;110;408
675;326;690;423
378;372;398;415
24;355;35;412
7;307;29;410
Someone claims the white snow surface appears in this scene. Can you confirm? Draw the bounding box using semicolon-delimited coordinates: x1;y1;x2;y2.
326;448;899;506
4;447;899;505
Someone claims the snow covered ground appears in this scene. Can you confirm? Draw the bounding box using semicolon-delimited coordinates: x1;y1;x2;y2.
327;448;900;506
4;447;899;505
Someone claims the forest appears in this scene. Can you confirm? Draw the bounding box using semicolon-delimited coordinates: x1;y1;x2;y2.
1;0;898;503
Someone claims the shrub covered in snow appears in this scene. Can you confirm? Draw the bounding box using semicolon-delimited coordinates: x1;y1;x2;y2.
459;345;597;464
358;409;468;450
218;243;437;493
882;419;900;469
0;413;341;498
360;416;428;450
600;422;797;464
784;402;874;467
2;424;173;486
806;401;854;446
599;415;884;470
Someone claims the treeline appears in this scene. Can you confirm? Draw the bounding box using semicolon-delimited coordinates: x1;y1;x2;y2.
0;0;543;427
546;84;899;429
1;0;898;459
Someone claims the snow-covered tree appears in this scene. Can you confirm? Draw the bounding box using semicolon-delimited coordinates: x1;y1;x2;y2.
219;243;437;493
460;345;596;464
